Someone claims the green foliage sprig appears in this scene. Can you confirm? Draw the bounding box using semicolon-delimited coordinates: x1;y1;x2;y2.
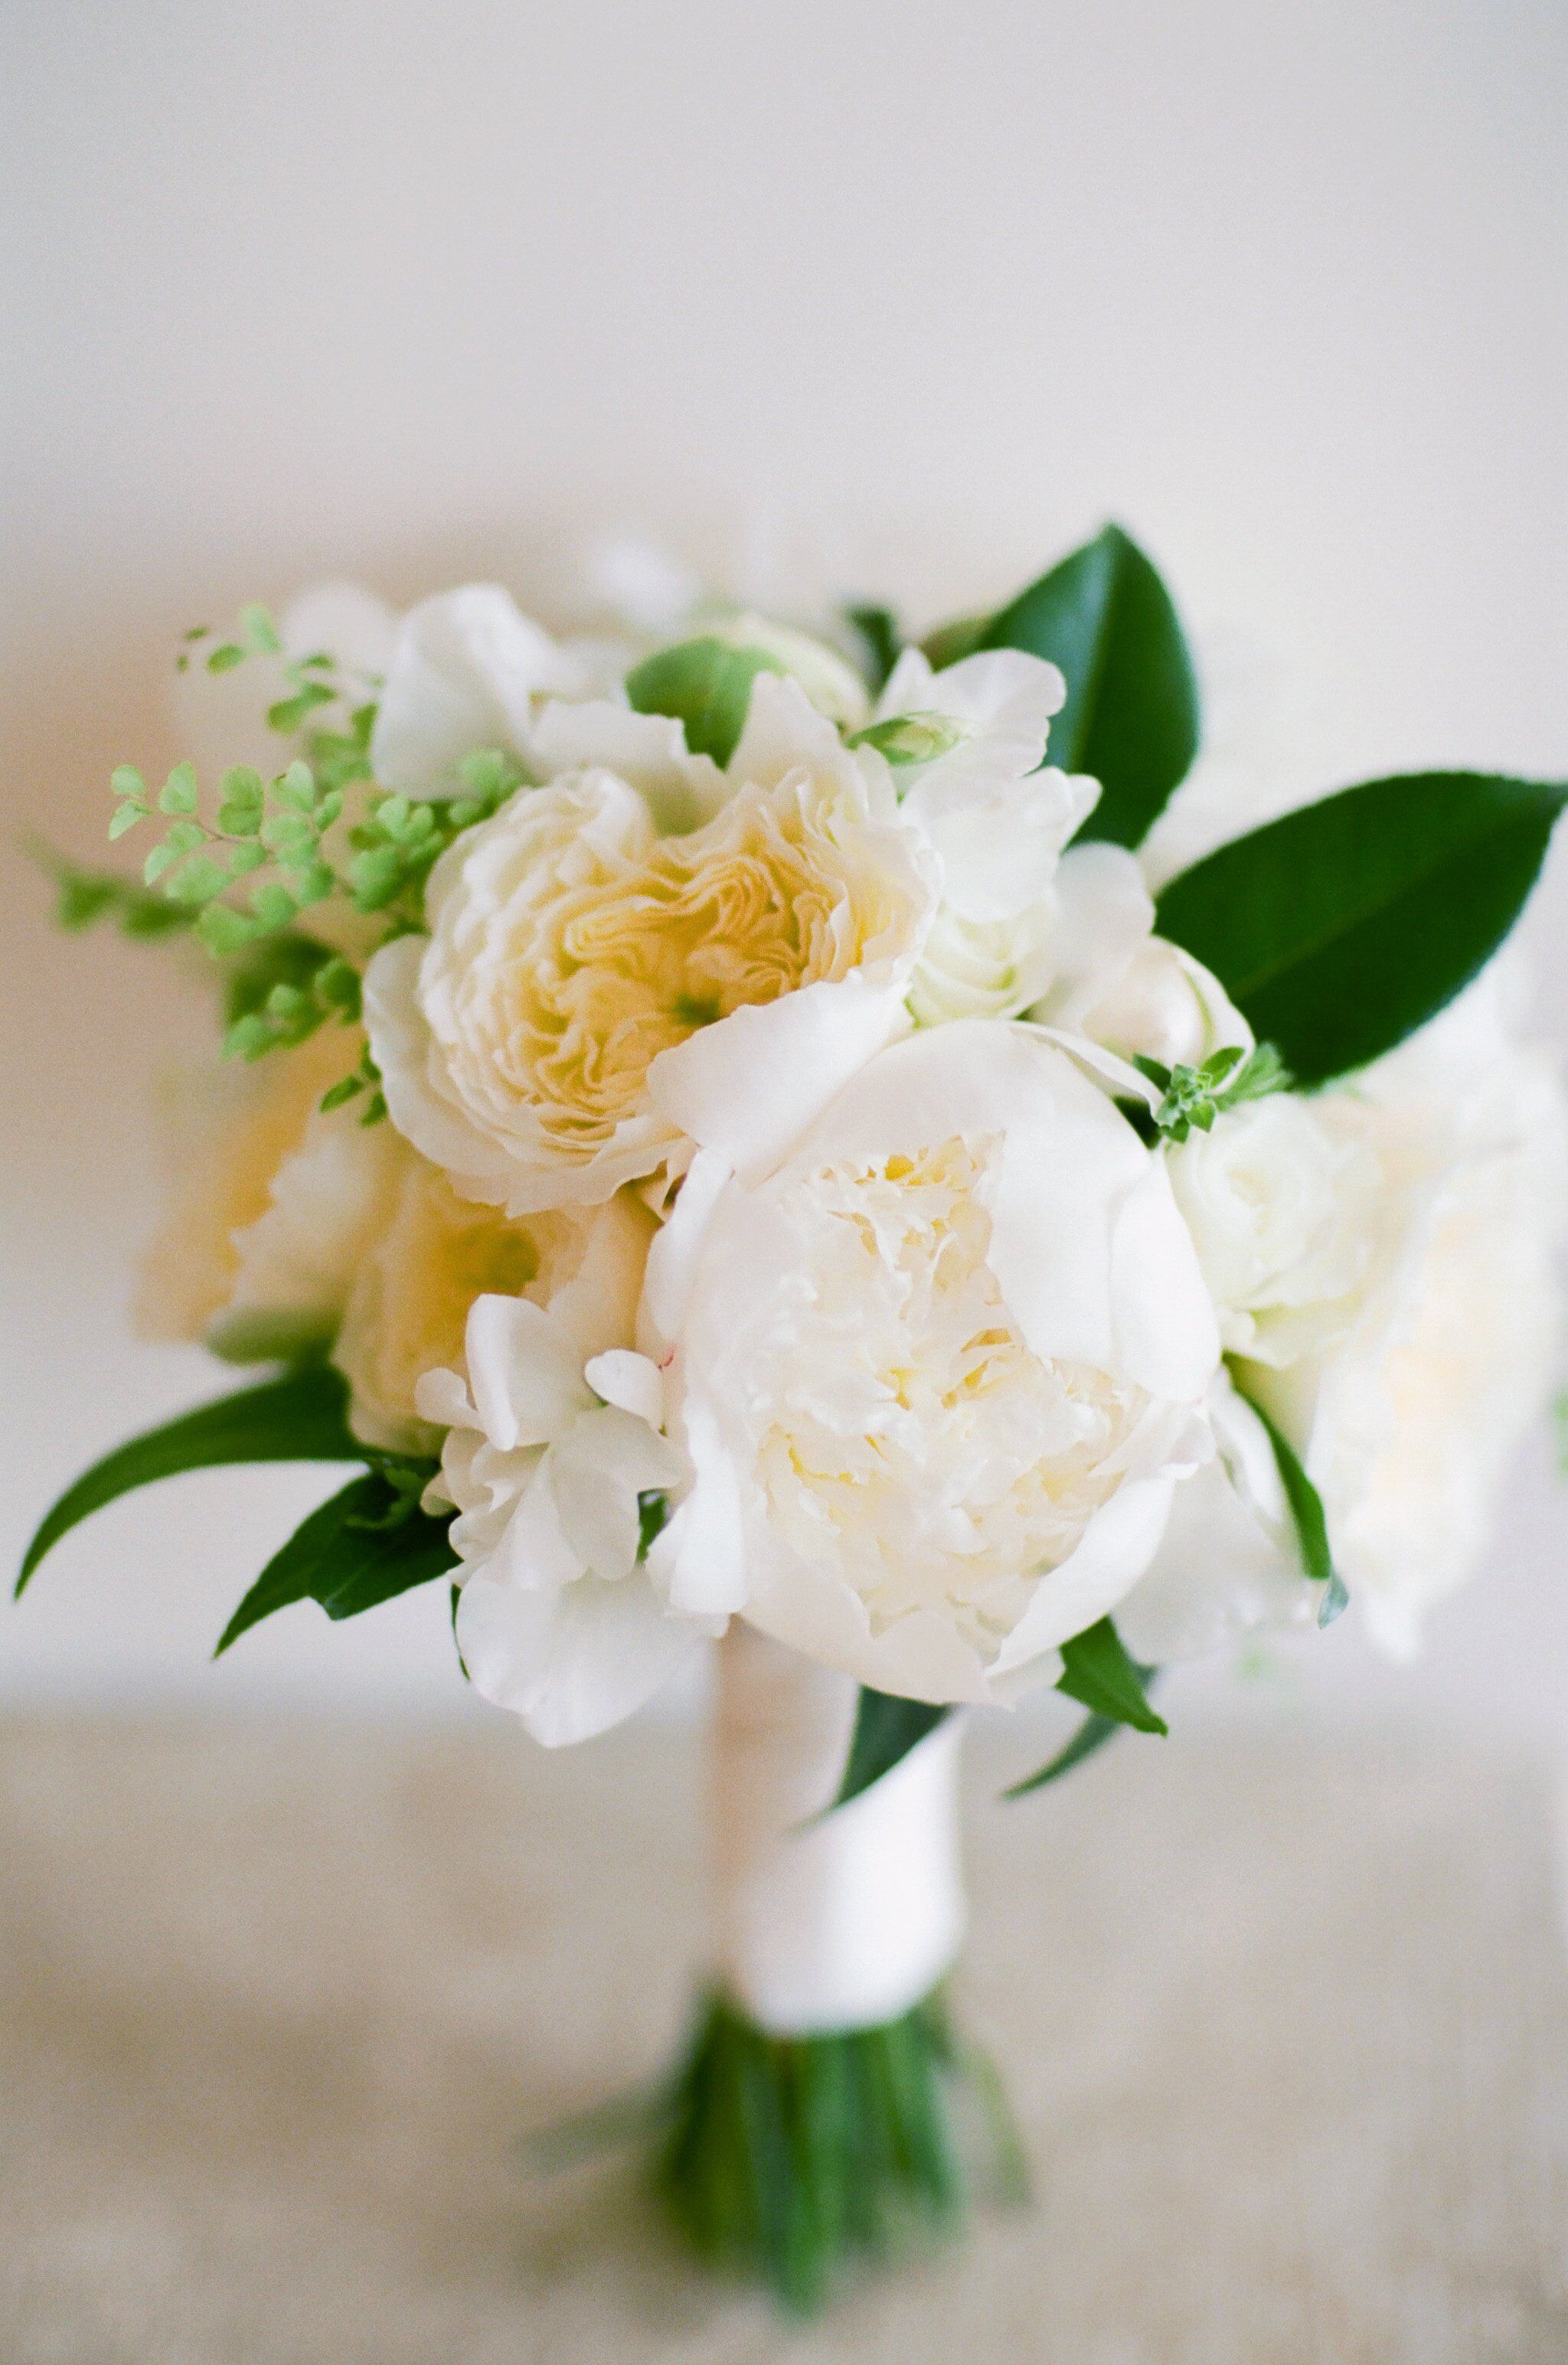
1135;1040;1292;1143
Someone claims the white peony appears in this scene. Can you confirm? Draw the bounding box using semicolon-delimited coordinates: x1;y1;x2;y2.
1076;936;1254;1070
652;1021;1219;1704
364;675;939;1213
423;1293;708;1746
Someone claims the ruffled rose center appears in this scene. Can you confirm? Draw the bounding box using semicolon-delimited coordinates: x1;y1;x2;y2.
443;769;921;1156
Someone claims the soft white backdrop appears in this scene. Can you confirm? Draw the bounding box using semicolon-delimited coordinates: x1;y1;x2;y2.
3;0;1565;1736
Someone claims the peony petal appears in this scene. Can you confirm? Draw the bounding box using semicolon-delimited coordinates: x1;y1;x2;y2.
900;767;1086;924
1108;1160;1223;1401
637;1148;733;1358
1028;840;1155;1030
724;670;854;789
646;977;914;1185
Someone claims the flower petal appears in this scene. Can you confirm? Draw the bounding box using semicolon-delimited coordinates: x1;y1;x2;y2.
370;586;577;799
583;1347;665;1426
456;1565;704;1746
463;1293;593;1452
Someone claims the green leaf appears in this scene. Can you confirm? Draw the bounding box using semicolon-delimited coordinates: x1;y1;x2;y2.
110;765;148;802
844;603;903;693
1055;1617;1167;1734
163;852;228;905
1004;1705;1130;1799
206;642;247;674
625;636;787;767
195;901;263;955
17;1365;364;1595
978;524;1198;848
216;766;265;834
267;684;335;733
1154;772;1568;1086
834;1690;949;1808
1230;1378;1348;1626
157;761;199;815
240;603;282;655
249;882;298;929
108;802;145;840
220;927;332;1024
214;1472;456;1655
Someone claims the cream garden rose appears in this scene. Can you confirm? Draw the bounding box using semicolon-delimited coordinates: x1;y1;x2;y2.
651;1021;1220;1704
364;675;942;1211
138;1028;399;1361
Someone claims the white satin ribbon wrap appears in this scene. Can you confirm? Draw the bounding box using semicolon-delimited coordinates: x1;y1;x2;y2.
711;1625;966;2036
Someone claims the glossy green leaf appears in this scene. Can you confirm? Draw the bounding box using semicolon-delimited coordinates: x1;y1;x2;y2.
17;1365;363;1594
1155;773;1568;1085
1054;1617;1167;1734
978;524;1198;848
1004;1705;1129;1799
834;1690;949;1807
625;636;786;766
214;1470;456;1654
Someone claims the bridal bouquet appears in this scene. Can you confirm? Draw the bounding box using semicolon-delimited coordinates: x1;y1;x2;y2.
22;527;1566;2309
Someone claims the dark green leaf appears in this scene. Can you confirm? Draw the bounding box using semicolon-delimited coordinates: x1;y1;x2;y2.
1230;1377;1348;1626
834;1689;949;1808
17;1365;364;1595
843;603;903;693
978;524;1198;848
1004;1707;1128;1799
214;1472;456;1654
1155;772;1568;1085
625;636;786;767
1055;1617;1167;1734
34;848;196;942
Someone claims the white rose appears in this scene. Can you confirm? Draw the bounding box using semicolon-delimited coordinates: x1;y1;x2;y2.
333;1151;652;1455
364;675;939;1214
655;1021;1219;1704
1168;1092;1383;1365
137;1030;397;1361
424;1294;710;1746
1245;973;1568;1654
1076;936;1254;1070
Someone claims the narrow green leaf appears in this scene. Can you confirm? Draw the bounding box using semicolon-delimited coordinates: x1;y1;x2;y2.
1004;1707;1128;1799
318;1073;364;1112
17;1365;364;1594
1155;772;1568;1085
1055;1617;1167;1734
834;1689;949;1808
1230;1379;1348;1626
978;524;1198;848
214;1472;456;1655
626;637;787;767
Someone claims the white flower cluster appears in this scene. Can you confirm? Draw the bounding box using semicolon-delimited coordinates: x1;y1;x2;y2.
150;583;1566;1741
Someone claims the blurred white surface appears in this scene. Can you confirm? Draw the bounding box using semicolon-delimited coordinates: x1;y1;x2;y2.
2;0;1565;1727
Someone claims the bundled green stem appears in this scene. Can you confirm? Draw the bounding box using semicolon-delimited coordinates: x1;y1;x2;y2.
651;1988;1024;2314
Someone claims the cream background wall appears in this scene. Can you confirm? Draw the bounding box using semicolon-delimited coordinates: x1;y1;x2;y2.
2;0;1565;1733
